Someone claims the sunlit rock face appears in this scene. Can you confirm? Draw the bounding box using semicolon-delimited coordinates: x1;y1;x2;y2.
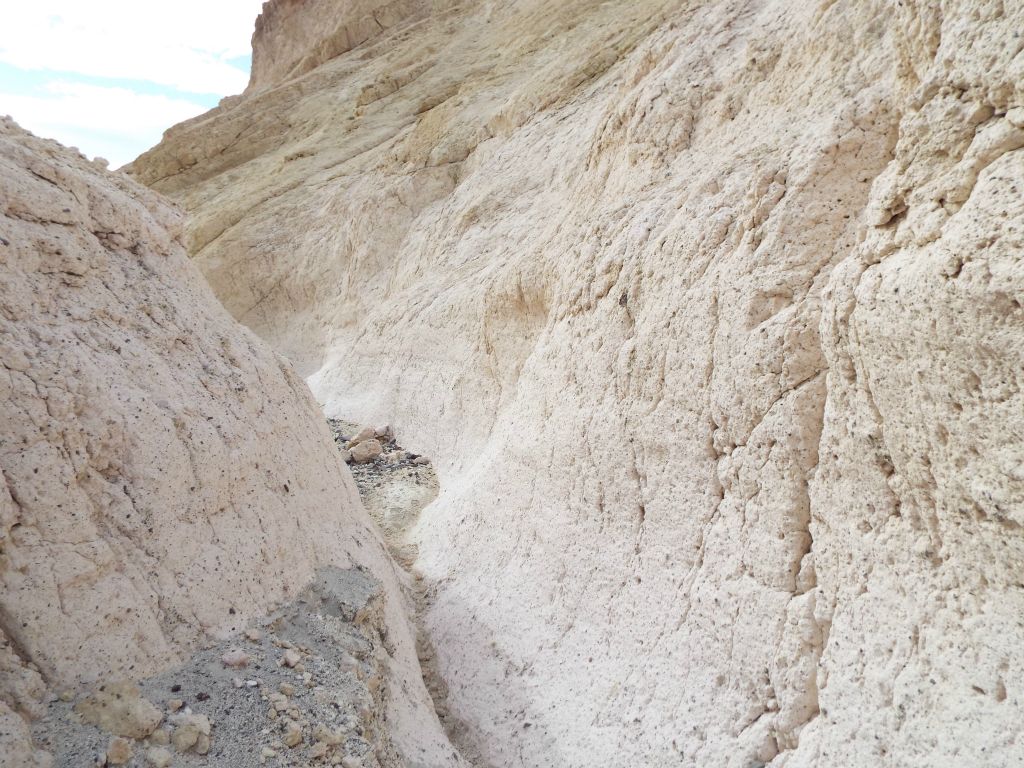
133;1;1024;765
247;0;439;93
0;119;460;768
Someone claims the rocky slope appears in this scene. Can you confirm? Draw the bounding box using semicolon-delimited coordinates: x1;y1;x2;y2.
132;1;1024;766
0;119;459;768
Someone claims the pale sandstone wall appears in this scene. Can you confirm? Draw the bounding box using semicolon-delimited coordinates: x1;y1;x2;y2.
248;0;434;92
0;119;459;767
133;1;1024;765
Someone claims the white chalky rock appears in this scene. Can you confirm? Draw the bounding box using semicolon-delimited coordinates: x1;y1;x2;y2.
132;1;1024;766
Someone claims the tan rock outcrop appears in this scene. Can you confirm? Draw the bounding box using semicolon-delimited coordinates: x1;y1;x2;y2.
133;1;1024;766
248;0;436;92
0;119;459;767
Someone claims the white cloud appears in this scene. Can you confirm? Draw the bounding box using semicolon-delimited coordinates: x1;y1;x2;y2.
0;1;265;94
1;82;211;168
0;1;266;166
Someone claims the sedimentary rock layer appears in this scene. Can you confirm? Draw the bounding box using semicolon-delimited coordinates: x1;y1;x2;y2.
0;119;459;768
133;1;1024;765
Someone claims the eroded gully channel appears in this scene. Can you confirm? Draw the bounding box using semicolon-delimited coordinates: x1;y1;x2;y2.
327;419;489;768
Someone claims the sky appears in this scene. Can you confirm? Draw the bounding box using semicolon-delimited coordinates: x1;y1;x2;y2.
0;1;266;167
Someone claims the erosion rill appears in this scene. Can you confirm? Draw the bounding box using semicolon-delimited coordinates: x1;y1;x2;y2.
2;1;1023;767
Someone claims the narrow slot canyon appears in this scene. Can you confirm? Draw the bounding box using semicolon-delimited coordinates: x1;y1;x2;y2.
2;2;1023;767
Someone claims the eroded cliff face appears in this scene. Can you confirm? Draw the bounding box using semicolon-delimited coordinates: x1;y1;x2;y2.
0;119;459;768
132;1;1024;765
247;0;439;93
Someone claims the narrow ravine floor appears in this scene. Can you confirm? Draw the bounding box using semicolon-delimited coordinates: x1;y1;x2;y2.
326;420;437;569
326;420;489;768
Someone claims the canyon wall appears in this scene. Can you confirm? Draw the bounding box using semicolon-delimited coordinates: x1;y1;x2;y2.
247;0;436;92
0;119;458;767
133;1;1024;765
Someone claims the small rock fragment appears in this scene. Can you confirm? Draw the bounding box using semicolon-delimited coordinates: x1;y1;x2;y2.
341;757;362;768
245;628;263;642
279;682;296;696
309;741;331;760
221;648;250;668
281;649;302;668
170;713;211;754
194;733;211;755
350;439;383;464
313;723;344;745
412;456;430;466
282;720;303;748
106;737;133;765
348;426;376;446
146;747;173;768
74;680;163;739
167;699;184;712
261;746;277;758
150;729;170;746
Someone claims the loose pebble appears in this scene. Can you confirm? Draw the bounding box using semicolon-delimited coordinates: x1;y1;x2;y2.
106;737;133;765
149;729;170;746
309;741;331;759
146;747;173;768
170;713;211;754
313;723;344;745
283;720;304;748
221;648;250;668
